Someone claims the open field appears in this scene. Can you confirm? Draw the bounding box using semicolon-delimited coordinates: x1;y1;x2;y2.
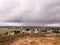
0;33;60;45
0;28;10;34
0;28;20;34
10;37;60;45
0;37;60;45
0;27;60;45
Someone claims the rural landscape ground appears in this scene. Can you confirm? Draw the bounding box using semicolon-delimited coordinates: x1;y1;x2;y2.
0;26;60;45
0;33;60;45
9;37;60;45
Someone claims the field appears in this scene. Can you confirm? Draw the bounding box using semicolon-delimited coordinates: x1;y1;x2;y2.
0;27;60;45
0;28;20;34
0;33;60;45
10;37;60;45
0;28;10;34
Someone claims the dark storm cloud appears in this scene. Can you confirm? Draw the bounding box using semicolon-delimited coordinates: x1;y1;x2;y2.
41;1;60;24
0;0;60;26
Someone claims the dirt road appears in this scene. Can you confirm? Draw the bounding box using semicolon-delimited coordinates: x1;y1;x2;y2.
9;37;60;45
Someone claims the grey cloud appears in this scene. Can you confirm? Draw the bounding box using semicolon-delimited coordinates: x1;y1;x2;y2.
0;0;60;26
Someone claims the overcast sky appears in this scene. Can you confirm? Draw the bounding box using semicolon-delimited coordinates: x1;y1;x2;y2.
0;0;60;26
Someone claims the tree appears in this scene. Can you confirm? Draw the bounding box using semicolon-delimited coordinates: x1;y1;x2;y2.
4;32;8;35
14;30;17;34
26;29;30;31
14;30;20;34
52;30;59;33
17;30;20;33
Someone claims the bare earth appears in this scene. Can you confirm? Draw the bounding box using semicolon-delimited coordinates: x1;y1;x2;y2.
9;37;60;45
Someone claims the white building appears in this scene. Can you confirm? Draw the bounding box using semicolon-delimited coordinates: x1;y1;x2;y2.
34;29;38;33
59;30;60;33
22;30;32;34
47;30;53;33
8;32;15;35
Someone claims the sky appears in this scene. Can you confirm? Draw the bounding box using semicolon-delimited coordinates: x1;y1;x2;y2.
0;0;60;26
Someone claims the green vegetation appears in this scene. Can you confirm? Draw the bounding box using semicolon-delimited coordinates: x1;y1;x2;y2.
0;28;21;34
0;26;60;45
14;30;20;34
25;28;30;31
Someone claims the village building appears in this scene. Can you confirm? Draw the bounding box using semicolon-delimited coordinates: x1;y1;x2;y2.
10;32;15;35
21;29;32;34
8;31;15;35
59;30;60;33
47;30;53;33
33;29;39;33
48;29;60;33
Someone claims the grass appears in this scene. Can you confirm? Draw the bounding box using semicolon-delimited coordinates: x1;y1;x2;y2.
0;28;21;34
0;27;60;45
0;34;60;45
0;28;10;34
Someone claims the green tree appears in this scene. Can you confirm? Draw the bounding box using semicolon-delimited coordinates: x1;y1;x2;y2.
26;29;30;31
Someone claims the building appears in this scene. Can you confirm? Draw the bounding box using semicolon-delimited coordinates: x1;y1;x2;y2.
47;30;53;33
33;29;39;33
21;29;32;34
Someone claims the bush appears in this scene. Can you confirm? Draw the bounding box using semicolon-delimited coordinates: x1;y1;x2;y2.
14;30;20;34
26;29;30;31
4;32;8;35
17;31;20;33
52;30;59;33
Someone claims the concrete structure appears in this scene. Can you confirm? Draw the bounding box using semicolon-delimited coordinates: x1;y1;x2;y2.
34;29;38;33
8;32;15;35
47;30;53;33
21;30;32;34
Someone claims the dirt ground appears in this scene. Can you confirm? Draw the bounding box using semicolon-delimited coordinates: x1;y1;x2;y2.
8;37;60;45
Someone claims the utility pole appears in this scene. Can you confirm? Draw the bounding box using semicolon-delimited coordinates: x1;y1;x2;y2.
20;26;22;33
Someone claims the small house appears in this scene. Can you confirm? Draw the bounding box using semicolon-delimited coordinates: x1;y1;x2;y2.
21;29;32;34
8;31;15;35
33;29;39;33
10;32;15;35
47;30;53;33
